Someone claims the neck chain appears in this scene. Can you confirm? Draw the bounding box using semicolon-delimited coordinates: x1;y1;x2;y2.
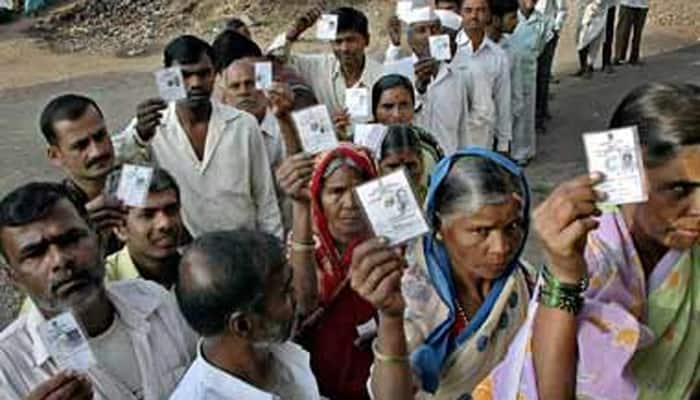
455;300;470;326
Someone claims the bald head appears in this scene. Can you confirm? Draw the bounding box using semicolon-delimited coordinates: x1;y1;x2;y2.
175;229;285;336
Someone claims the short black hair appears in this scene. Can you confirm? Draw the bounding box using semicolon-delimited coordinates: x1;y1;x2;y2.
224;17;247;32
211;29;263;73
149;168;180;201
436;0;462;7
330;7;369;38
175;229;285;336
372;74;416;119
491;0;518;17
163;35;216;68
380;125;421;161
0;182;89;259
39;94;104;146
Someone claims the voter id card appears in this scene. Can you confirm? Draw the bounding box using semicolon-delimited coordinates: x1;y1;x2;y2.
316;14;338;41
115;164;154;207
154;67;187;102
355;169;430;246
429;35;452;61
583;126;647;205
353;124;387;156
255;62;273;90
292;105;339;154
38;312;96;371
346;88;371;119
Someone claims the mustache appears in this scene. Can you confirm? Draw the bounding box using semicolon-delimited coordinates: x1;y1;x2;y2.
50;269;92;294
85;154;113;169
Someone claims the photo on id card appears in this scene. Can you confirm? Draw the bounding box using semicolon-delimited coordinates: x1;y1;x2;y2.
583;126;647;205
116;164;154;207
355;169;430;246
316;14;338;41
429;35;452;61
291;105;339;154
38;312;96;371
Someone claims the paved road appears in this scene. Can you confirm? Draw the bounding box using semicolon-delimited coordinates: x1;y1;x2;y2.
1;44;699;328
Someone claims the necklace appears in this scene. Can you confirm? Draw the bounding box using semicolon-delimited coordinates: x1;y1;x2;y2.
455;300;470;326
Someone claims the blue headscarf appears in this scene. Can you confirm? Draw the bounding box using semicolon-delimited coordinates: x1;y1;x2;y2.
411;147;531;393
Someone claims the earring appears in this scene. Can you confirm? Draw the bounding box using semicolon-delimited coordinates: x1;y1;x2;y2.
435;232;443;241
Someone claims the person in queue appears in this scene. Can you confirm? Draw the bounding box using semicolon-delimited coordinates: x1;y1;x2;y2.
483;82;700;399
276;143;379;399
351;148;533;398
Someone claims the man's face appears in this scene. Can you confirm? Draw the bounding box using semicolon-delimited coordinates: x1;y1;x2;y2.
116;189;182;265
408;20;442;58
331;31;369;72
48;106;114;183
254;263;296;344
519;0;536;13
173;54;216;107
1;199;105;316
462;0;491;33
220;61;268;122
502;11;519;34
435;0;460;12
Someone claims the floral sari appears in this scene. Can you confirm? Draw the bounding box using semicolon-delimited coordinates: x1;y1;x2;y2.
481;208;700;399
394;148;533;399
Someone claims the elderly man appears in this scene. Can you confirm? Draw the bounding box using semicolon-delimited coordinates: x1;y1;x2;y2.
0;182;196;400
170;229;320;399
115;35;283;239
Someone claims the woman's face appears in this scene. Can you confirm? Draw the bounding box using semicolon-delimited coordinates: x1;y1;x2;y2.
439;195;524;283
321;165;370;246
627;145;700;250
375;87;415;125
379;148;424;188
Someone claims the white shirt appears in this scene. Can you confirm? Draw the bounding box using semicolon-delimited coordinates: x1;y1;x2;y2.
620;0;648;8
260;110;285;168
0;280;198;400
169;341;321;400
115;101;283;239
454;33;512;151
535;0;569;32
282;38;385;113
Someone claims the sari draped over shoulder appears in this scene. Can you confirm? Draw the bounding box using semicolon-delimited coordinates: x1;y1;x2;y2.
483;208;700;399
394;148;533;398
297;144;378;400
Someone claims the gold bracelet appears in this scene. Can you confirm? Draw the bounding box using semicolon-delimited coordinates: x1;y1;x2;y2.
289;240;315;252
372;339;409;364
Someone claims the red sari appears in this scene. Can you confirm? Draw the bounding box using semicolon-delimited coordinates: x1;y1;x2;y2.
297;145;377;400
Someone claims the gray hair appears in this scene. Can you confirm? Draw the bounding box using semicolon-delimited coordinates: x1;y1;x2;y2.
434;157;522;223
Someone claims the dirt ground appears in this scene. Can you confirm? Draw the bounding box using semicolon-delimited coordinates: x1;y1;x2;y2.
1;0;700;328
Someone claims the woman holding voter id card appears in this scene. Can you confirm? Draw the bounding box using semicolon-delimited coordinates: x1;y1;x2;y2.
470;83;700;399
350;147;533;399
277;143;379;400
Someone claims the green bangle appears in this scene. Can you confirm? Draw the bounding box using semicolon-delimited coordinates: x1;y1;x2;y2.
538;265;586;315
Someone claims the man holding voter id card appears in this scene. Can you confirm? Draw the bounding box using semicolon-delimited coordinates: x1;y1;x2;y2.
117;35;283;239
0;182;197;400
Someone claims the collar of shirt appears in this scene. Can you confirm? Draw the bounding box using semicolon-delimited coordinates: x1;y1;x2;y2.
160;100;245;170
330;54;374;89
260;110;280;140
176;340;316;399
25;282;167;367
456;31;497;56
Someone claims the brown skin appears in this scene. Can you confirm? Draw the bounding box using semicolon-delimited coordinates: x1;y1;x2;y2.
435;0;461;12
387;15;402;47
114;189;182;289
519;0;536;17
136;54;216;161
331;31;370;88
374;87;415;125
24;371;93;400
379;148;424;189
219;61;269;123
183;250;297;393
320;166;370;250
408;20;442;59
461;0;492;50
439;197;525;316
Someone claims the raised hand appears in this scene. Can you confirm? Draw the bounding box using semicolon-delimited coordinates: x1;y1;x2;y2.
351;237;406;318
287;1;327;41
135;98;167;142
267;82;296;119
276;153;315;203
25;371;93;400
414;58;439;94
533;173;605;283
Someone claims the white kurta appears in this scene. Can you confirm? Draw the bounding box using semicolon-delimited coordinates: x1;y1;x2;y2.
507;10;551;162
576;0;617;52
453;34;512;152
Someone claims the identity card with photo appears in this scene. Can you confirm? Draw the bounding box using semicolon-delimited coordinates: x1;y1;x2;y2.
583;126;647;205
38;312;96;371
154;67;188;102
429;34;452;61
292;105;339;154
255;62;273;90
116;164;154;207
355;169;430;246
346;88;371;119
353;124;387;156
316;14;339;41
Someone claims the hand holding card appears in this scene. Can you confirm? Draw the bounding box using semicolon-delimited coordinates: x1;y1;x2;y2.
38;312;96;372
153;67;187;102
292;105;339;154
583;126;647;205
355;169;430;246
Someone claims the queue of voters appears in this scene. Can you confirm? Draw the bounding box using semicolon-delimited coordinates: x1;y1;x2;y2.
1;0;699;399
